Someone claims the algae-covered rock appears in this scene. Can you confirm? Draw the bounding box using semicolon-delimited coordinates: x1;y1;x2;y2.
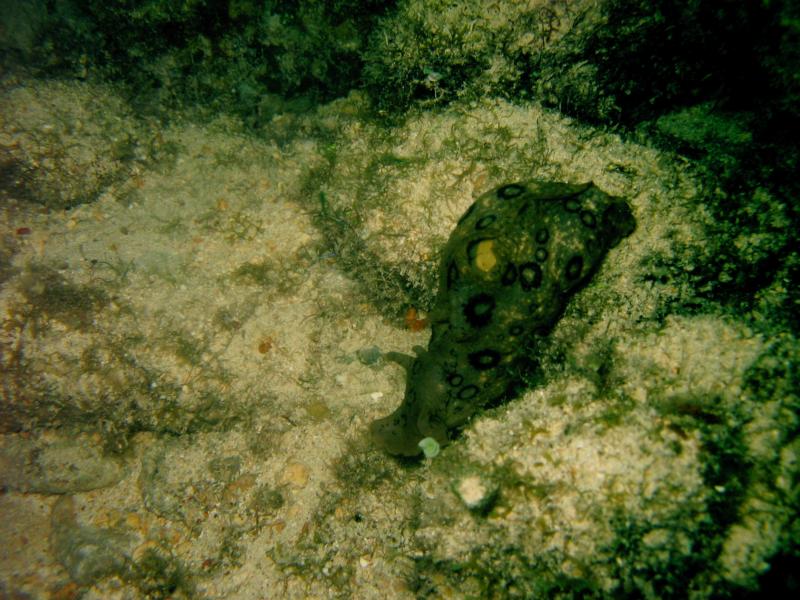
400;315;765;596
0;432;128;494
0;89;794;599
363;0;596;113
0;78;148;209
140;436;248;524
50;495;194;596
0;112;325;446
0;0;46;58
35;0;390;117
0;1;797;598
50;496;131;586
313;92;699;318
365;0;797;126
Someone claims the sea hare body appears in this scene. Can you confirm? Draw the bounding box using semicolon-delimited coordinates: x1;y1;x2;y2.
371;181;636;457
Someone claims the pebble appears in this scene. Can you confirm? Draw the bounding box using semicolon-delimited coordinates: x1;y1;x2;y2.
281;462;310;488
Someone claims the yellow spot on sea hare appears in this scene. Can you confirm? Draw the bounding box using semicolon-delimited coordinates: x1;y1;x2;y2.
475;240;497;271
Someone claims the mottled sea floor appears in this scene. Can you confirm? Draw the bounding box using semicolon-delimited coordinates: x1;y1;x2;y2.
1;77;796;599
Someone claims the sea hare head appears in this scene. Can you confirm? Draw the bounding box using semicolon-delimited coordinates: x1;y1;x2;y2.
370;351;448;456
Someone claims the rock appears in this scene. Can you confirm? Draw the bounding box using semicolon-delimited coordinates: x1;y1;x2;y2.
50;496;131;586
0;433;128;494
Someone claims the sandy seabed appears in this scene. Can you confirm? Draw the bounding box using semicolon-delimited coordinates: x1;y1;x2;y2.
0;78;796;599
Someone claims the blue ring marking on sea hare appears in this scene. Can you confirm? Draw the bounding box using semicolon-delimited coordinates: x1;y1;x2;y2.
370;180;636;457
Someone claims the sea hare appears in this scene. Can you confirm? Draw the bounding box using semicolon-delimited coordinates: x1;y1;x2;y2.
371;181;636;456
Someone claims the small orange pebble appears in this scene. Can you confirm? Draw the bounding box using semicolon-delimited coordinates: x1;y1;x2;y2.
216;197;229;210
281;462;310;488
404;307;429;332
258;337;273;354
